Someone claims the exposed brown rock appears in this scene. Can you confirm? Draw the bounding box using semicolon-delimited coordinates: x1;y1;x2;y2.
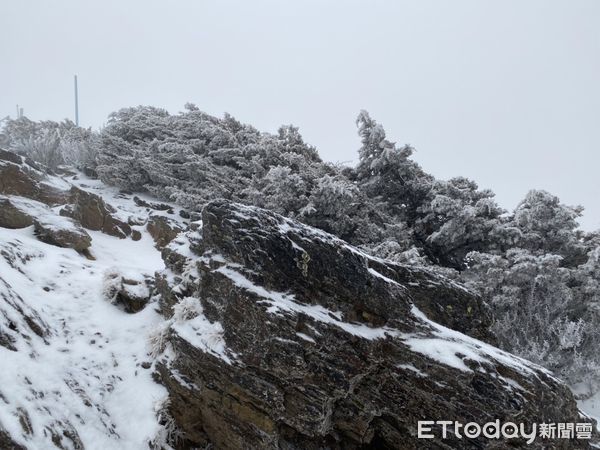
61;187;132;239
0;197;34;229
147;215;185;248
0;428;26;450
34;219;92;252
0;154;68;205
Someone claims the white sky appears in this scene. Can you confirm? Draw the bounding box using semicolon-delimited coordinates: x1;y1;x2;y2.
1;1;599;229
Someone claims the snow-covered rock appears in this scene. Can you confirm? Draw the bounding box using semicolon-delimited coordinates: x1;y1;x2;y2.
154;200;597;449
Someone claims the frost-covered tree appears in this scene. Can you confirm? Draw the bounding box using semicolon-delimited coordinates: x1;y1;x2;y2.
414;177;520;269
508;190;587;266
354;110;433;223
462;248;600;388
0;117;96;171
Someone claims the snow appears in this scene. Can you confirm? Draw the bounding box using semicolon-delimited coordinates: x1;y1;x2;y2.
214;264;399;340
67;173;188;229
0;185;170;448
403;305;557;380
396;363;427;377
1;194;83;233
573;385;600;431
170;298;233;365
367;267;403;287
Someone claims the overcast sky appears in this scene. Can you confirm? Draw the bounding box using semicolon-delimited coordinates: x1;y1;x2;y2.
1;1;599;229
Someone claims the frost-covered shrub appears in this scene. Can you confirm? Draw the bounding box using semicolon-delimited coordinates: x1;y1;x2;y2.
149;398;183;450
101;269;123;303
462;249;600;389
4;105;600;394
0;117;97;171
171;296;202;323
148;322;171;359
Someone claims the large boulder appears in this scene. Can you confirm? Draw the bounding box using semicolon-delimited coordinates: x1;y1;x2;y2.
0;197;34;229
0;151;68;205
60;187;132;239
34;217;92;252
154;200;596;449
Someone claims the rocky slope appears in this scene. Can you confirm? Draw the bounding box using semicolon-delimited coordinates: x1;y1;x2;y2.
0;151;184;449
153;200;597;449
0;149;597;449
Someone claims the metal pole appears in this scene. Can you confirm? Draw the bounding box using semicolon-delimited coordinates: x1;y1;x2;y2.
74;75;79;126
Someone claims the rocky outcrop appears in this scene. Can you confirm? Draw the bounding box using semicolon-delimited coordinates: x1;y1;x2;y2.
133;195;173;213
155;200;597;449
0;428;26;450
0;197;34;229
0;148;23;165
34;218;92;252
147;215;185;248
0;240;49;352
0;153;67;205
60;187;132;239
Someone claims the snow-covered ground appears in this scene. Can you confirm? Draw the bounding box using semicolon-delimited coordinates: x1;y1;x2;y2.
573;384;600;429
1;168;598;448
0;173;184;449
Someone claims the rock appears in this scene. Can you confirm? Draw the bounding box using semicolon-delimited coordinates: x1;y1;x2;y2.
155;200;597;449
0;242;49;351
62;187;132;239
82;166;98;179
0;197;34;229
0;428;26;450
34;218;92;252
0;148;23;164
134;195;172;211
103;270;154;313
147;215;185;248
0;156;68;205
131;229;142;241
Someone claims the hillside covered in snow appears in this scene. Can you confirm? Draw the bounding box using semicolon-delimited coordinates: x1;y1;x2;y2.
0;148;598;449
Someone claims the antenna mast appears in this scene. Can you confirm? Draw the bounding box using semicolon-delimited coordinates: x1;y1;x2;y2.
74;75;79;126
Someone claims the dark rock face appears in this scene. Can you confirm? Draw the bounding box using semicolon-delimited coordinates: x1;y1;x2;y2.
0;198;34;229
133;195;173;212
0;241;49;351
33;219;92;252
0;148;23;165
155;200;596;449
0;428;26;450
147;215;185;248
0;156;68;206
61;187;132;239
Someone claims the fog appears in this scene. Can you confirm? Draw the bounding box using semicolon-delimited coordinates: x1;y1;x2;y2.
1;0;599;228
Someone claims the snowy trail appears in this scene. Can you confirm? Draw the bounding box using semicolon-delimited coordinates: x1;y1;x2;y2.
0;186;171;449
